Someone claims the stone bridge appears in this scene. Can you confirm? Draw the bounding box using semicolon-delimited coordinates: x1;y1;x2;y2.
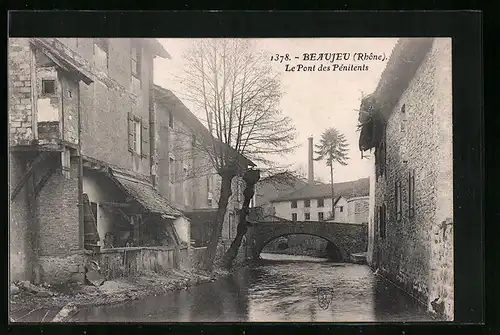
245;221;368;261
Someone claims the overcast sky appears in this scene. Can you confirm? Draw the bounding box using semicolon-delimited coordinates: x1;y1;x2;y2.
154;38;397;183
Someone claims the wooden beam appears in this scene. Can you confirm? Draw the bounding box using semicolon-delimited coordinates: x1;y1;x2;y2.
34;164;57;196
116;208;132;224
99;201;133;208
11;152;50;200
167;222;181;246
99;205;132;225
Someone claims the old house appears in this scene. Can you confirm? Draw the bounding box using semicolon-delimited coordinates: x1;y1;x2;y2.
9;38;194;285
357;38;453;319
253;171;308;216
152;85;255;250
269;178;370;223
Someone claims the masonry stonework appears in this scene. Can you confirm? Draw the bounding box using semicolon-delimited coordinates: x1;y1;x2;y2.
9;154;33;282
9;38;34;146
247;221;368;261
37;156;81;256
57;38;154;178
373;39;453;319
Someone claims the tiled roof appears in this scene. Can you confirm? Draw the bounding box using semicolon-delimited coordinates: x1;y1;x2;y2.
270;177;370;202
255;172;308;206
112;174;184;218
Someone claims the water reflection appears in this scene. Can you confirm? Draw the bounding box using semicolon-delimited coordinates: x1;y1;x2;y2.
72;253;435;322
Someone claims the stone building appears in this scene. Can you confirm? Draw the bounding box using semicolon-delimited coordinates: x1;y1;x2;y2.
9;38;205;285
152;85;254;248
268;178;370;223
357;38;453;320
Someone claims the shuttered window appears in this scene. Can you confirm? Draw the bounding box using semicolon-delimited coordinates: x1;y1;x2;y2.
141;118;149;158
395;180;402;221
128;112;149;158
378;204;386;239
408;170;415;218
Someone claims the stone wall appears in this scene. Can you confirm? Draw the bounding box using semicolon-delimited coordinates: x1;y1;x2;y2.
262;235;329;257
57;38;155;178
247;221;368;261
38;252;88;284
373;38;453;320
9;153;33;282
9;38;34;146
36;156;81;256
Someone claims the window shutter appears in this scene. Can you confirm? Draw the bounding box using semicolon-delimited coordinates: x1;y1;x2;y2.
141;117;149;158
128;112;134;152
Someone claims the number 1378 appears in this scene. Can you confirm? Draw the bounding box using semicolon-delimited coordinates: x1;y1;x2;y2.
271;54;290;63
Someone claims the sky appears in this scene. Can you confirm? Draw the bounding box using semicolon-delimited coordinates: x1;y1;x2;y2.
154;38;398;183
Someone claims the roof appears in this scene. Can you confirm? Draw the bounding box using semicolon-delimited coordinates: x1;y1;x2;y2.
371;38;434;118
357;38;434;151
30;38;94;85
111;173;184;218
153;84;255;169
270;177;370;202
255;172;308;206
143;39;171;59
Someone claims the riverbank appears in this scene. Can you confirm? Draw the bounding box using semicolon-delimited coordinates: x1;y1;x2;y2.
10;268;231;322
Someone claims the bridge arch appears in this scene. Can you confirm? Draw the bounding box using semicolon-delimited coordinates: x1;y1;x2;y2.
246;221;368;262
257;233;346;261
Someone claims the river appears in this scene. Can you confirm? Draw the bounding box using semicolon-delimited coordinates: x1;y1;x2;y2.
70;253;435;322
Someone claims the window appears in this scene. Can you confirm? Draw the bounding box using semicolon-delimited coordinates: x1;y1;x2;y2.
304;199;311;208
339;206;344;213
408;170;415;218
93;38;109;70
207;175;213;206
317;198;324;207
42;79;55;95
395;180;402;221
292;213;297;222
376;134;387;178
127;113;149;158
169;157;175;184
378;204;387;239
132;119;142;156
131;43;142;78
305;213;310;221
318;212;324;221
400;104;407;132
169;111;174;128
291;200;297;208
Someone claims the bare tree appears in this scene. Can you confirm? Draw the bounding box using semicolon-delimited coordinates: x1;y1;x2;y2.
179;39;297;270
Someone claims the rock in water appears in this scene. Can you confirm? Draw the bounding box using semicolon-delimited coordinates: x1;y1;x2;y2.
51;303;78;322
85;270;105;287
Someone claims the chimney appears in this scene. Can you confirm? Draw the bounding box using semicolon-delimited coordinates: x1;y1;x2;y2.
308;136;314;184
